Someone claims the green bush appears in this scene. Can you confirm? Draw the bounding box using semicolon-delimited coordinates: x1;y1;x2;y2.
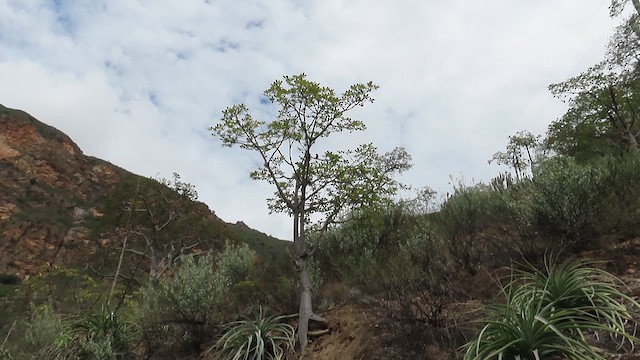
0;284;18;332
0;269;140;359
363;246;464;351
156;242;256;348
70;308;137;359
313;204;462;351
531;156;606;248
14;268;104;314
313;204;442;289
434;183;525;275
130;294;175;360
596;153;640;236
18;303;76;359
0;346;13;359
5;303;138;360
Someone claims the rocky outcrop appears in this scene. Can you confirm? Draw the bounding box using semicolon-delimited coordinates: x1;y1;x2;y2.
0;105;119;274
0;104;282;277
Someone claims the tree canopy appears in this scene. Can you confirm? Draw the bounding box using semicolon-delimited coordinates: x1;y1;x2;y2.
546;15;640;160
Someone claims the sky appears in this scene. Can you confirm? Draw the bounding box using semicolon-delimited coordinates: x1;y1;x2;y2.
0;0;624;240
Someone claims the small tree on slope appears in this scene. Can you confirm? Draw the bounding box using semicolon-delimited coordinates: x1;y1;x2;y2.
211;74;411;352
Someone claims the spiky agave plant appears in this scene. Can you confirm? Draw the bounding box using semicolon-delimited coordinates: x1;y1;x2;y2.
212;308;295;360
464;257;639;360
70;308;137;359
464;293;606;360
511;257;639;343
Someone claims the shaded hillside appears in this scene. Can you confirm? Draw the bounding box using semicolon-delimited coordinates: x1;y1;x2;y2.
230;220;292;262
0;104;290;277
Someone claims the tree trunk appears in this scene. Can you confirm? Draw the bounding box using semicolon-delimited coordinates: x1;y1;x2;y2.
109;234;128;305
298;256;313;353
294;193;313;353
627;128;639;151
148;248;158;292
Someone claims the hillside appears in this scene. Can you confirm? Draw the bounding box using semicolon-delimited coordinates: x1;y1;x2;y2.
0;104;290;276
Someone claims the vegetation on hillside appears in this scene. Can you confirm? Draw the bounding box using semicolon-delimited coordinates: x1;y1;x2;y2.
2;1;640;359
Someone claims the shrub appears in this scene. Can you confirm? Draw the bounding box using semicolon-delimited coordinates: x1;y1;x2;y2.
313;204;442;288
311;206;387;285
314;204;462;351
531;157;607;248
596;153;640;236
434;183;524;275
17;303;77;359
130;293;176;360
157;242;256;348
364;248;464;351
0;346;12;360
228;255;297;315
14;268;104;314
6;303;138;360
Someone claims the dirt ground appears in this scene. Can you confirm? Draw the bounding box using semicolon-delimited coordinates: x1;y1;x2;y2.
302;301;467;360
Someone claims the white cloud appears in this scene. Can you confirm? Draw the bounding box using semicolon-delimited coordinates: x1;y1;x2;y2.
0;0;621;239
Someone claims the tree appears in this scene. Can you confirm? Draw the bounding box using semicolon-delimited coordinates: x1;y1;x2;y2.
546;3;640;160
610;0;640;38
95;173;204;297
545;0;640;161
607;16;640;74
211;74;412;352
122;173;201;291
489;130;542;180
548;62;640;159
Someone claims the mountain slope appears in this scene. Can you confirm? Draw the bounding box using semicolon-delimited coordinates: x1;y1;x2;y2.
0;104;290;276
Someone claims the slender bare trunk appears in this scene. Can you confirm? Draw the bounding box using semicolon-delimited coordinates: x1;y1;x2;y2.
148;247;158;292
108;234;128;305
295;202;314;353
298;257;312;353
110;187;136;306
293;171;314;352
627;127;639;151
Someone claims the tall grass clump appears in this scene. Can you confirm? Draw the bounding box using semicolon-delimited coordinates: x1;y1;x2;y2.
5;303;137;360
69;308;137;359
